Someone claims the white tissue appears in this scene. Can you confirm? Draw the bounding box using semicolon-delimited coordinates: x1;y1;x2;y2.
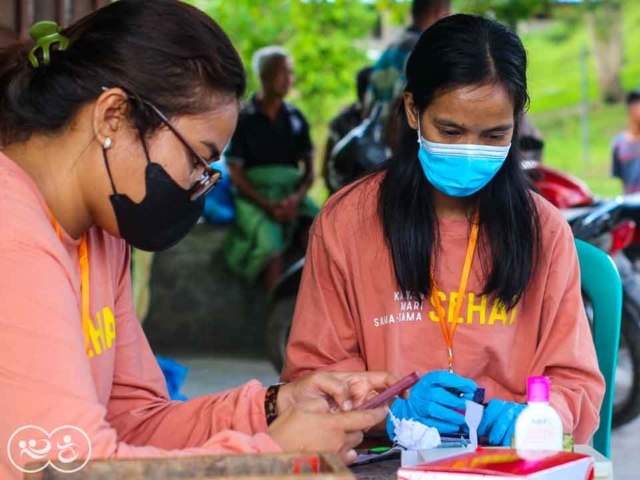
390;411;442;450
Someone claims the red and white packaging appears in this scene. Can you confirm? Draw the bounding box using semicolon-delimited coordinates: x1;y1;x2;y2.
398;448;595;480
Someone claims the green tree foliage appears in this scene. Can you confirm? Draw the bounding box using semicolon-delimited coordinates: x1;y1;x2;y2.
188;0;560;132
188;0;381;129
456;0;549;29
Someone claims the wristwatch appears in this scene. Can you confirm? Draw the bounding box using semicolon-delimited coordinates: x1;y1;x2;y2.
264;382;286;425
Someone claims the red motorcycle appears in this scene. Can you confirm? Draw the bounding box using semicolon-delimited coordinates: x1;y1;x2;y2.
524;160;640;428
524;161;639;255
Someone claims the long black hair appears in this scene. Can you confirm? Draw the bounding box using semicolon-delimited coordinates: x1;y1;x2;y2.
380;14;541;309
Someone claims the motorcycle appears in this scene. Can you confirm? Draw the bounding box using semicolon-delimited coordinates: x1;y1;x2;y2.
324;102;389;195
526;161;640;428
523;160;640;259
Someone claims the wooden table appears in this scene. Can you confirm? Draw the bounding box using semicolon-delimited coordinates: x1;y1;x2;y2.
27;453;355;479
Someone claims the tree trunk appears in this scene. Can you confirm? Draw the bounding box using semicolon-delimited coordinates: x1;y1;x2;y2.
587;0;625;104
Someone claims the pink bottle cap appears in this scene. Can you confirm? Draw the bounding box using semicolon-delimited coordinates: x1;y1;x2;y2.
527;376;550;403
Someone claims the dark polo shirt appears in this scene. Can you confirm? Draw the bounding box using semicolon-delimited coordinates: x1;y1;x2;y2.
226;95;313;170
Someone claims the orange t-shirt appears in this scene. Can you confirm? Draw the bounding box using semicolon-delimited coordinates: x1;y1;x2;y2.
0;153;279;478
282;175;605;444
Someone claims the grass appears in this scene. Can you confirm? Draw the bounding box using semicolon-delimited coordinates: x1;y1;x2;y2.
524;2;640;114
532;104;625;197
517;2;640;197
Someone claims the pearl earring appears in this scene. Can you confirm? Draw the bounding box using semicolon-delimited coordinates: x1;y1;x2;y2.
104;137;112;150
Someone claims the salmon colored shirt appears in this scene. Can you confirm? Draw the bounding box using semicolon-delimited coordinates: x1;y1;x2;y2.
0;153;280;478
282;175;605;444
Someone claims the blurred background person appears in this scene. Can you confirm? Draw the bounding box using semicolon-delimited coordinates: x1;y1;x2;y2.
324;66;373;166
323;66;373;191
612;90;640;194
519;113;544;163
224;46;318;293
364;0;451;150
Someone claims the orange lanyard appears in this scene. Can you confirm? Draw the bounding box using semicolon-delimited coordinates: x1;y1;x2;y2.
48;209;92;357
430;221;479;373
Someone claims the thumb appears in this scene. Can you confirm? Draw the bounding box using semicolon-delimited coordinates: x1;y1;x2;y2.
429;371;477;393
309;373;352;411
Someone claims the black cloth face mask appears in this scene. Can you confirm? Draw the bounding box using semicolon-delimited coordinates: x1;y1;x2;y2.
102;135;204;252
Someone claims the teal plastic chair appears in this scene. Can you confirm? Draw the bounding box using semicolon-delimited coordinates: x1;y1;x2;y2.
575;239;622;458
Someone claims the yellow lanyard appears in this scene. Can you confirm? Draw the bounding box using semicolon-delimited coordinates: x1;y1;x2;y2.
48;209;92;356
430;221;479;373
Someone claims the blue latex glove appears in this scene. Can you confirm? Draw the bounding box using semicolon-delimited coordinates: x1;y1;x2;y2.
477;399;526;446
155;355;190;401
387;371;477;441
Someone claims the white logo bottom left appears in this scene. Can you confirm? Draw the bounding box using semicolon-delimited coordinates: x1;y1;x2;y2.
7;425;92;474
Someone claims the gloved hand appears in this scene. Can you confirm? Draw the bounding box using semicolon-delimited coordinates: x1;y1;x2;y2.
477;399;526;446
387;371;477;441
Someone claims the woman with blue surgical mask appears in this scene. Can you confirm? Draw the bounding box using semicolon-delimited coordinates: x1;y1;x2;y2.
282;14;605;447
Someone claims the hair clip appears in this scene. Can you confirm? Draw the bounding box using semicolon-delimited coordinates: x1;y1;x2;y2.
28;21;69;68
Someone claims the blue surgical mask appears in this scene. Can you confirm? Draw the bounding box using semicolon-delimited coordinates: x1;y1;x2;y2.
416;119;511;197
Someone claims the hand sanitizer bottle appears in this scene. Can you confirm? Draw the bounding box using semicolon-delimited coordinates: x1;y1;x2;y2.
515;376;563;452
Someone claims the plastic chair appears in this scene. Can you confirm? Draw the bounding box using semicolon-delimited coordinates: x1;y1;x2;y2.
575;239;622;458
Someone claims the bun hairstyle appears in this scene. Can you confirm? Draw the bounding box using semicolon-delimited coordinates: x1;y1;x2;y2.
0;0;246;146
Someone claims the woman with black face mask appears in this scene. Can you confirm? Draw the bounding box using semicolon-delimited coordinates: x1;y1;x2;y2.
0;1;395;476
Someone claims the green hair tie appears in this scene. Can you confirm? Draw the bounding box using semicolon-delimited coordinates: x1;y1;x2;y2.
28;21;69;68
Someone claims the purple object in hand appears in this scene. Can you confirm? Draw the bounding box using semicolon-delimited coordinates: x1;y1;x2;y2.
356;371;420;411
473;388;486;405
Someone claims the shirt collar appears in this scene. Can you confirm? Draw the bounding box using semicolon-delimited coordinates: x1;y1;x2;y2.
248;94;293;118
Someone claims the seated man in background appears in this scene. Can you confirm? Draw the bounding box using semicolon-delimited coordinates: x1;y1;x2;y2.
225;46;318;292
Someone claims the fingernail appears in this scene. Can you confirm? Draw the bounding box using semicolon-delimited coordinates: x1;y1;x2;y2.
343;400;353;411
346;449;357;464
